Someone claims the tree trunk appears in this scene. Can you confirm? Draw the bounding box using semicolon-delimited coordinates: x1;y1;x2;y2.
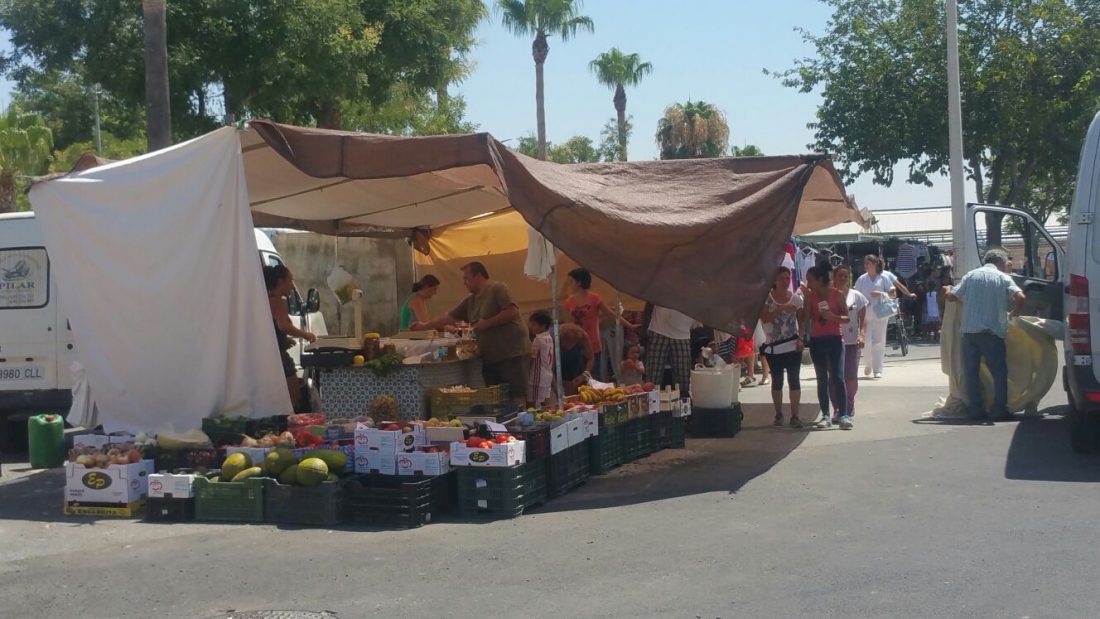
312;99;343;129
613;84;627;162
142;0;172;152
532;32;549;161
0;174;14;214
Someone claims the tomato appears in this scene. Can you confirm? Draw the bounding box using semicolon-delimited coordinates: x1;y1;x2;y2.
384;424;401;431
478;441;493;449
465;437;482;448
493;435;508;444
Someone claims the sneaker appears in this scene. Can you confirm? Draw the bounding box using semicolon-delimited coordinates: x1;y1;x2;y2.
831;415;841;424
873;372;882;380
773;414;784;427
839;415;854;429
864;366;872;376
789;417;804;429
816;415;833;429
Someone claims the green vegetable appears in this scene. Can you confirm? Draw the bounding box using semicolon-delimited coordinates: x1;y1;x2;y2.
365;352;404;377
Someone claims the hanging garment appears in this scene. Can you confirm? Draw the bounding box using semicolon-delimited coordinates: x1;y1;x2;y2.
896;242;918;279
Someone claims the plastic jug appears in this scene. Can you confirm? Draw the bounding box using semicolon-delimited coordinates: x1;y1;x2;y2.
28;413;65;469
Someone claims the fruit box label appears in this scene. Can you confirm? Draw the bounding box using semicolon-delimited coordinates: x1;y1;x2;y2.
64;460;154;504
396;450;450;476
148;473;199;499
354;451;397;475
449;441;525;467
355;422;425;454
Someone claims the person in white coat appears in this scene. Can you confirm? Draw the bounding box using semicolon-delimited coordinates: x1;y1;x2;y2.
854;255;895;379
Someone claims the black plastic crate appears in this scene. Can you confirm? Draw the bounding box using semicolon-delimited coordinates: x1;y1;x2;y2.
345;472;456;528
264;479;346;526
193;477;265;523
690;405;743;438
484;423;551;462
670;416;686;448
650;411;675;451
588;429;623;475
621;417;653;462
144;497;195;522
457;460;546;519
547;442;590;497
248;415;290;437
148;446;222;473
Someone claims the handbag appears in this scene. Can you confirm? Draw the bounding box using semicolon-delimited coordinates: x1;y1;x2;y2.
873;297;899;319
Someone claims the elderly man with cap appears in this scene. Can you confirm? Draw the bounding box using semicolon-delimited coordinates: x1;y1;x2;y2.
945;248;1026;423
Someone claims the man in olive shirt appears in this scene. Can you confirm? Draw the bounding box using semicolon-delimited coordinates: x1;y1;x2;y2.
414;262;531;403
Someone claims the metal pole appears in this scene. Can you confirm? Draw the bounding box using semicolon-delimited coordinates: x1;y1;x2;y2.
946;0;969;275
92;84;102;155
550;264;565;409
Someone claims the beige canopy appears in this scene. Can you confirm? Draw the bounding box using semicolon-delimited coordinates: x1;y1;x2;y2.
205;122;870;331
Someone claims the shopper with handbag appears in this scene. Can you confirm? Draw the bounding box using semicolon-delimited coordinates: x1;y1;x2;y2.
855;255;896;379
760;266;805;427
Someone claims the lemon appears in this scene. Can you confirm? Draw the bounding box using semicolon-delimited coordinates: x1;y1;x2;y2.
352;355;365;366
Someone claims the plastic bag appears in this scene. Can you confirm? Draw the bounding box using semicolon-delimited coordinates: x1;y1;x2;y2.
327;265;357;304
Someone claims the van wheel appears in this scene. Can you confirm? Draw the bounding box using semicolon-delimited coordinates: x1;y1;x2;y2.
1069;394;1100;454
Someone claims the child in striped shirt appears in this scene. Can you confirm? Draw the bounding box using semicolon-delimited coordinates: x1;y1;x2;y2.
527;310;555;407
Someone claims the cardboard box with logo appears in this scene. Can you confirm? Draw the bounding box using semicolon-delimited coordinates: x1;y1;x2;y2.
63;460;155;516
147;473;200;499
354;422;425;454
396;447;451;476
353;450;397;475
449;440;525;468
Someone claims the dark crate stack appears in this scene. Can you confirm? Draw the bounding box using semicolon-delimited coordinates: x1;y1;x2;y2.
345;472;457;529
621;416;653;462
265;479;346;526
689;405;743;438
546;442;590;497
456;460;546;519
193;477;265;523
588;429;623;475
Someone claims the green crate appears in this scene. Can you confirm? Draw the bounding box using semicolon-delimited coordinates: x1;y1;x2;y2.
193;476;264;523
264;479;346;526
650;411;675;451
621;417;653;462
588;428;623;475
457;460;546;519
547;442;590;497
599;403;628;428
690;405;743;438
670;416;686;449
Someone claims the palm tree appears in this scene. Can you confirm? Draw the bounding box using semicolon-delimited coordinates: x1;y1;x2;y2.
142;0;172;150
655;100;730;160
0;106;53;213
497;0;594;160
589;48;652;161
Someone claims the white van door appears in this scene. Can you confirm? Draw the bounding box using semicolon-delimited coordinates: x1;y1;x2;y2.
0;245;58;393
966;203;1065;320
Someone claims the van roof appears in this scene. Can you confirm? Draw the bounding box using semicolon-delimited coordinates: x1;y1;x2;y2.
0;212;36;221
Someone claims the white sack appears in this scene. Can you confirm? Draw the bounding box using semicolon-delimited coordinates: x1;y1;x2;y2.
29;127;291;433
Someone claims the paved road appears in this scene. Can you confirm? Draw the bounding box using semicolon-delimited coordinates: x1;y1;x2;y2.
2;345;1098;619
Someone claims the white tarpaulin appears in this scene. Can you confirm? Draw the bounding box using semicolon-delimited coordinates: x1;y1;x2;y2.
29;127;291;433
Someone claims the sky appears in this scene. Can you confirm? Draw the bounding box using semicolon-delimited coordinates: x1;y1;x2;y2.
456;0;974;211
0;1;973;212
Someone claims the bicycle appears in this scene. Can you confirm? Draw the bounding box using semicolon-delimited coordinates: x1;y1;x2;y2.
888;309;911;357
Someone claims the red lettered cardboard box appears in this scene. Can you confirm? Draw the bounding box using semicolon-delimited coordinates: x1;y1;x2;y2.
396;447;451;476
449;440;525;467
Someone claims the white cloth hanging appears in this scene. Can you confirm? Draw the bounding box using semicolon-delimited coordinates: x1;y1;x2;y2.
524;227;556;281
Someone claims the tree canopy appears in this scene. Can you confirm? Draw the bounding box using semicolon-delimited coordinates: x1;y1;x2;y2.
655;100;730;160
590;47;651;161
777;0;1100;227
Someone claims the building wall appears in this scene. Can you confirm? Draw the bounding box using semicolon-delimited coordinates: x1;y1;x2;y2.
271;232;415;336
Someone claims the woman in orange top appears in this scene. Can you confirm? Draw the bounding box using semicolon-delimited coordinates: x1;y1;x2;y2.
803;264;851;429
564;268;637;381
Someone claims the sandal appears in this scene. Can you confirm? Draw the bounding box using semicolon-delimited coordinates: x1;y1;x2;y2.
759;376;770;386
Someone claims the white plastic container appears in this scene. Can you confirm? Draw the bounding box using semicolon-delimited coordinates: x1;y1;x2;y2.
689;365;740;409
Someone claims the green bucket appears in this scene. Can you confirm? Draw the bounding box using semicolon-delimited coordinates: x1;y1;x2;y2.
28;414;65;468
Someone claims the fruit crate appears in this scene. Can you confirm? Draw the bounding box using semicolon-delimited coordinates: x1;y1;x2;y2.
264;479;346;526
598;402;628;428
345;471;457;529
193;476;265;523
201;417;250;447
588;428;623;475
430;385;508;419
457;460;546;519
670;415;686;449
248;415;290;437
144;497;195;522
621;417;653;462
690;405;743;438
546;441;590;497
649;411;675;451
488;423;551;462
148;446;222;473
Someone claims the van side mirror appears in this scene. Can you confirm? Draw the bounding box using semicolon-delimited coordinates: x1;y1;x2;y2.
306;288;321;314
287;289;304;316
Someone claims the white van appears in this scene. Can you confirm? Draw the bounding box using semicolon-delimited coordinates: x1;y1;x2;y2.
961;110;1100;452
0;214;324;449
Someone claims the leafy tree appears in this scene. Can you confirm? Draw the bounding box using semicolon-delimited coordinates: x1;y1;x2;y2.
51;132;147;173
514;133;600;163
776;0;1100;243
589;48;652;161
496;0;594;160
597;116;632;162
732;144;764;157
655;100;729;160
0;106;53;213
11;68;144;151
343;83;478;136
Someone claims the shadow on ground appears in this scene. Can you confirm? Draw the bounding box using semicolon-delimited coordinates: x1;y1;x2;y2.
534;402;810;514
1004;406;1100;482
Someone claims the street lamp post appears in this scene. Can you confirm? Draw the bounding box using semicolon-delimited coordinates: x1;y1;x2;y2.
93;83;103;155
946;0;969;275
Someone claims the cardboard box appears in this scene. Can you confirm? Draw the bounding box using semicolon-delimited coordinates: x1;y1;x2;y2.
353;450;397;475
64;500;145;517
396;448;451;476
647;390;660;415
64;460;154;506
450;440;525;467
566;410;598;438
425;426;466;443
148;473;200;499
549;423;569;455
72;432;136;450
354;422;426;454
566;417;587;446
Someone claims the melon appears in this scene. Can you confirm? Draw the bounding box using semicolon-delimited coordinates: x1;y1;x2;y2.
306;449;347;473
278;464;300;485
219;452;252;481
296;457;329;487
263;448;298;476
230;466;262;482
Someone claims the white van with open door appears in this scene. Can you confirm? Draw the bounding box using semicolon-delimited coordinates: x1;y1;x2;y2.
0;214;324;450
962;110;1100;453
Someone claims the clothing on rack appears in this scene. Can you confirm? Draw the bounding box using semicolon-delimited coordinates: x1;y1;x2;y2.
797;246;817;282
896;242;918;279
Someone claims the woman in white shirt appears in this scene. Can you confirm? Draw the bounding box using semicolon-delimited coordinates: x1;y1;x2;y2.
831;265;867;423
854;255;895;379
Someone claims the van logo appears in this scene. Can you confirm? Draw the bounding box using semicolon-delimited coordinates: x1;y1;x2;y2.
2;259;29;280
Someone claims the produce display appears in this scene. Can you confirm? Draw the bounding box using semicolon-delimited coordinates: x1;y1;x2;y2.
68;444;145;468
577;385;627;404
209;448;346;486
369;395;400;419
423;418;465;428
437;385;477;394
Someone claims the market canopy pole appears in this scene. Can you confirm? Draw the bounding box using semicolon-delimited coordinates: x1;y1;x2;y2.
550;264;565;409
